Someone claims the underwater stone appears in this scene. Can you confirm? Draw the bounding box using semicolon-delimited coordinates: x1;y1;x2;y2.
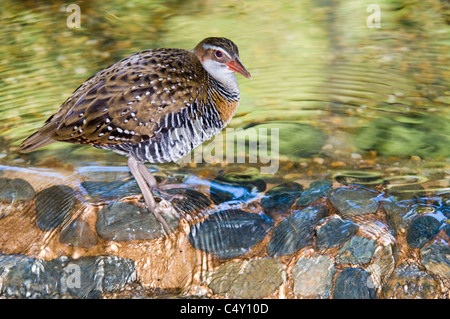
210;172;266;205
296;180;333;206
207;258;284;298
336;236;377;265
316;217;359;250
96;202;179;241
0;177;35;202
292;255;335;298
329;187;379;217
59;218;98;248
35;185;78;231
381;263;444;299
420;244;450;279
333;268;377;299
0;254;136;298
188;209;273;259
261;182;303;216
81;180;141;199
406;215;441;248
267;206;328;257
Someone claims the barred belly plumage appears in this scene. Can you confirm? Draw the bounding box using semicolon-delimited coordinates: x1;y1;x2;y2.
100;100;224;163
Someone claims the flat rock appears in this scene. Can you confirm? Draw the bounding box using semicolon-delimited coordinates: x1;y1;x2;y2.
381;263;444;298
292;255;335;298
267;206;328;256
0;254;135;298
406;215;441;248
59;218;98;248
81;180;141;200
207;258;284;298
296;180;333;206
333;268;377;299
316;217;359;250
0;177;35;203
96;201;179;241
329;187;379;217
260;182;303;216
188;209;273;259
35;185;78;231
336;236;377;265
420;244;450;279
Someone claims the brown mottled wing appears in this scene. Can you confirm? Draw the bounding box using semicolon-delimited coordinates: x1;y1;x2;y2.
43;49;207;148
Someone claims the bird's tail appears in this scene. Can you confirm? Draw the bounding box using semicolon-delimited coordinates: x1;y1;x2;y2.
19;131;56;153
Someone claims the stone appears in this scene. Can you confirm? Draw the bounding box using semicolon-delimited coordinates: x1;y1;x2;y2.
59;218;98;248
0;177;35;202
420;244;450;279
292;255;335;298
267;206;328;257
81;180;141;199
96;202;179;241
161;188;212;214
381;263;444;299
383;199;418;235
316;217;359;250
189;209;273;259
336;236;377;264
406;215;441;248
35;185;78;231
207;258;284;298
260;182;303;216
0;254;135;298
329;187;379;218
210;172;266;205
296;180;333;206
333;268;377;299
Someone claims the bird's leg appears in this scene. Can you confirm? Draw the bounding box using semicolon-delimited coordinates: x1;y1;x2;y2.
137;162;185;200
127;156;172;235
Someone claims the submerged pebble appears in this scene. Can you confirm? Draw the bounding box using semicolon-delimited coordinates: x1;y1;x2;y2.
406;215;442;248
35;185;78;231
267;206;328;256
329;187;379;217
292;255;335;298
59;218;98;248
188;209;273;259
0;253;135;298
96;201;179;241
81;180;141;199
315;217;359;250
335;236;377;265
209;172;266;205
333;268;377;299
381;263;444;298
420;244;450;279
0;177;35;203
260;182;303;216
207;258;284;298
296;180;332;206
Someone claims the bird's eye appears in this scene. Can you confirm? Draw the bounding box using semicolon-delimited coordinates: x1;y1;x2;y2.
215;50;223;58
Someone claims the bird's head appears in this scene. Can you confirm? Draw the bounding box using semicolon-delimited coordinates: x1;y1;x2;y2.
194;37;252;85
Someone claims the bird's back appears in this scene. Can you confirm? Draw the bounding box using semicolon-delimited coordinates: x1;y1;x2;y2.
20;47;240;163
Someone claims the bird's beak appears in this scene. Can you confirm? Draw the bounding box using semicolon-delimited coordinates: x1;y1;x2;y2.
226;58;252;80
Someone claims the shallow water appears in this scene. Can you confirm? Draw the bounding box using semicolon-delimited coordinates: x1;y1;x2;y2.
0;0;449;299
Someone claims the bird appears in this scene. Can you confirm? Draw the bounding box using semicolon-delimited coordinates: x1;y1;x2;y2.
20;37;251;235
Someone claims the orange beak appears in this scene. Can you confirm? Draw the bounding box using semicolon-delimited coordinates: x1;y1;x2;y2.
226;58;252;79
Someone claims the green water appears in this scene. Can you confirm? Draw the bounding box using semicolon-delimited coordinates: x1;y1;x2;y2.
1;0;449;173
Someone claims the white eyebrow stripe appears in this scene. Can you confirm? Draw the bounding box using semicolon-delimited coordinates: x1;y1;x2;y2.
202;44;232;59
